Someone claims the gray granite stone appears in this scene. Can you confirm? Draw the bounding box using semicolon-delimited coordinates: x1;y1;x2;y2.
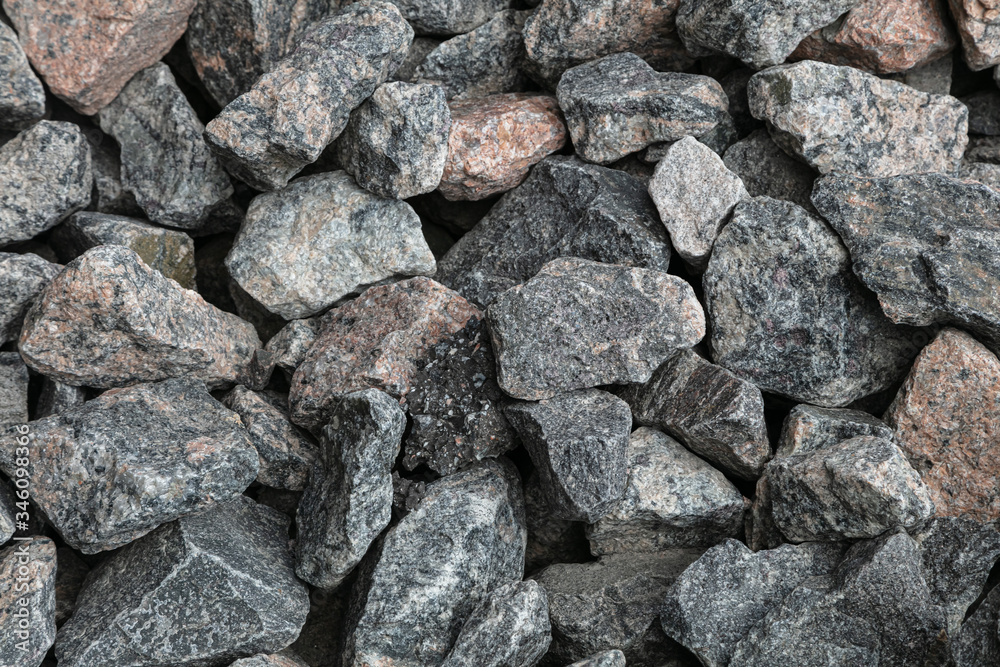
0;252;60;344
0;537;56;667
0;20;44;129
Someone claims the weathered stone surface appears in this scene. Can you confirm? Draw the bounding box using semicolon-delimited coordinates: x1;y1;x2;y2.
229;653;312;667
222;387;318;491
704;196;920;407
507;389;631;523
524;472;590;575
2;0;196;115
0;485;14;544
722;129;816;210
0;121;92;246
393;37;441;82
489;258;705;401
890;51;953;94
290;277;480;430
964;90;1000;135
567;651;626;667
953;584;1000;666
56;496;310;666
439;93;566;200
0;537;56;667
748;60;968;177
336;82;451;199
19;245;260;389
642;113;739;163
54;546;89;626
402;316;517;476
226;171;435;320
964;133;1000;163
950;0;1000;69
295;389;404;590
86;134;142;217
35;377;86;420
0;20;44;129
557;53;727;164
266;318;321;377
0;252;60;344
676;0;864;69
0;353;28;425
776;404;894;458
441;580;551;667
436;155;672;308
0;378;258;553
386;0;509;35
204;2;413;191
344;459;526;667
51;211;196;288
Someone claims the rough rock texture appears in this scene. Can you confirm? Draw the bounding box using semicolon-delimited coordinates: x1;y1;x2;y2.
0;121;93;246
0;486;14;544
289;277;480;429
619;349;770;480
722;129;816;210
229;654;312;667
950;0;1000;69
0;252;60;344
0;378;258;553
56;496;310;666
204;2;413;191
336;82;451;199
436;156;672;308
295;389;404;589
891;51;953;94
0;20;45;129
97;62;232;228
54;546;90;626
35;378;86;421
556;53;727;164
439;93;566;200
86;135;142;216
885;327;1000;522
387;0;509;35
649;136;747;271
0;353;29;425
222;387;318;491
567;652;626;667
675;0;864;69
953;584;1000;666
402;316;517;476
19;245;261;389
344;459;526;667
588;427;745;554
963;90;1000;135
703;196;920;407
394;37;441;81
266;318;321;377
2;0;197;114
0;537;57;667
490;258;703;400
748;60;968;178
226;171;435;320
506;389;632;522
440;580;551;667
778;405;893;458
523;472;590;575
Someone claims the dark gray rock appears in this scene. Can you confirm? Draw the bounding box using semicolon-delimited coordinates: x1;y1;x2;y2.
0;537;57;667
722;129;816;211
0;21;45;129
393;37;442;82
0;352;28;426
506;389;631;523
391;471;429;518
775;404;894;458
556;53;728;164
436;155;672;309
745;475;783;552
0;484;14;544
0;252;60;344
488;257;705;400
965;134;1000;163
86;134;142;216
295;389;404;589
523;472;590;575
386;0;510;35
54;546;90;627
266;318;321;378
953;584;1000;667
228;653;312;667
962;89;1000;135
960;160;1000;192
703;196;921;407
35;377;87;420
56;496;311;666
566;651;626;667
641;113;740;164
289;585;350;667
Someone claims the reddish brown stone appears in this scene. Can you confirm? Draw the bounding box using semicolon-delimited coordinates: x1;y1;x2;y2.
438;93;567;201
289;277;482;429
949;0;1000;70
2;0;197;115
885;327;1000;522
791;0;956;74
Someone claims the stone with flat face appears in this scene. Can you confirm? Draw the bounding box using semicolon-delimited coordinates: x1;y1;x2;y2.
0;21;44;129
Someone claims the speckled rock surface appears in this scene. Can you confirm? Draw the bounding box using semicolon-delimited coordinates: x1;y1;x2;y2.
0;378;258;553
344;459;526;667
722;129;816;210
289;277;480;429
56;496;310;666
961;156;1000;190
703;196;920;407
953;584;1000;666
0;486;14;544
2;0;196;115
0;121;92;246
336;82;451;199
295;389;404;589
19;245;261;389
489;258;705;400
776;405;894;458
439;93;566;200
226;171;435;320
506;389;631;522
0;353;28;425
436;155;672;308
748;60;968;177
54;545;89;626
0;252;60;344
962;90;1000;135
204;2;413;191
0;21;44;129
386;0;510;35
619;349;770;480
891;51;953;93
266;318;321;377
557;53;727;164
393;37;441;81
229;653;312;667
950;0;1000;69
97;63;232;228
0;537;57;667
588;427;745;555
86;135;141;217
35;377;86;420
523;472;590;575
567;651;626;667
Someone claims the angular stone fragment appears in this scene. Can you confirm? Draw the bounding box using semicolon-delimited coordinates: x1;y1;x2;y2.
295;389;404;589
229;654;312;667
439;93;566;200
489;258;705;400
336;82;451;199
290;277;480;429
226;171;435;320
950;0;1000;70
266;318;321;377
436;156;672;308
722;129;816;210
953;584;1000;666
0;121;92;246
205;2;413;191
891;51;954;94
386;0;509;35
344;459;526;667
567;651;626;667
87;135;142;217
393;37;441;82
523;472;590;575
0;353;28;425
781;406;892;458
703;196;920;406
588;427;745;555
557;53;727;164
54;546;89;626
0;252;60;344
748;60;968;177
0;537;56;667
56;496;310;666
0;21;44;129
35;377;86;420
964;90;1000;135
19;246;260;389
0;485;14;544
506;389;631;522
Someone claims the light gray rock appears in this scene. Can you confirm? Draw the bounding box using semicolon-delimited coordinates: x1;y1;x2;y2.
266;318;321;377
0;21;45;129
775;405;894;458
228;653;312;667
0;352;28;426
722;129;816;211
0;252;61;344
0;484;14;544
0;537;57;667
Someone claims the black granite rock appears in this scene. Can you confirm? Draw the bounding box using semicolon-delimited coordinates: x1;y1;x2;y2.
0;20;45;129
953;584;1000;667
0;352;28;426
0;252;60;344
523;472;591;575
386;0;510;35
962;89;1000;136
722;129;816;211
0;537;57;667
54;546;90;627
